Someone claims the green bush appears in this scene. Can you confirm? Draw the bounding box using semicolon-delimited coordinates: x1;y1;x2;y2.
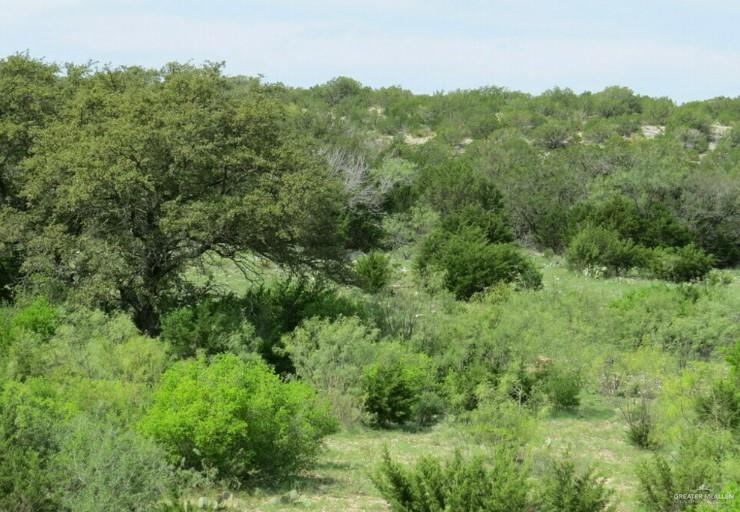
54;415;175;512
283;316;380;424
419;227;541;299
161;279;364;372
583;118;619;143
4;307;167;386
566;225;640;276
366;291;423;341
621;395;657;449
372;448;528;512
362;359;419;428
0;379;66;512
646;244;714;282
636;430;730;512
139;354;337;483
539;458;615;512
464;385;536;447
570;195;692;250
545;365;583;409
498;359;549;407
160;298;259;359
354;251;392;293
412;390;446;427
9;298;59;338
696;379;740;432
436;323;511;412
440;204;514;245
696;341;740;432
532;119;575;149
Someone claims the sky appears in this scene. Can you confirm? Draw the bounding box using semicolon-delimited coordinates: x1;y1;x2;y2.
1;0;739;102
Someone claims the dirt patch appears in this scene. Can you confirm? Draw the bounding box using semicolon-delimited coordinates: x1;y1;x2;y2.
403;132;435;145
640;125;665;139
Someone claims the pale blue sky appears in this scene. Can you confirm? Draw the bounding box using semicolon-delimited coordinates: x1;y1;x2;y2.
2;0;739;101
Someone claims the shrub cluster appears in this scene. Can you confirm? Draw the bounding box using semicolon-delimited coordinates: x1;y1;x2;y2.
373;449;614;512
418;226;541;299
567;226;713;282
139;354;337;483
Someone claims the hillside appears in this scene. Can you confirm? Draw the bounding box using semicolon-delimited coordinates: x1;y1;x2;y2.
0;55;738;512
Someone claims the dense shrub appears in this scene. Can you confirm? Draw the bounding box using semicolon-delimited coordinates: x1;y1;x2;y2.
4;308;166;386
570;195;692;250
696;341;740;432
498;359;549;407
366;291;424;340
139;354;337;483
539;458;615;512
622;395;657;449
0;379;65;512
566;225;641;275
532;119;575;149
354;251;392;293
372;448;528;512
161;279;364;372
8;298;59;338
54;415;175;512
636;430;731;512
696;379;740;432
418;227;541;299
436;323;512;412
362;351;432;428
419;159;507;219
583;118;619;144
591;86;641;118
545;365;583;409
464;384;536;446
283;316;379;424
681;169;740;267
160;298;259;359
440;203;514;245
646;244;714;282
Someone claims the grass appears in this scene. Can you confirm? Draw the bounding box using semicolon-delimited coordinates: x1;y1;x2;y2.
530;394;651;512
191;424;491;511
189;395;650;512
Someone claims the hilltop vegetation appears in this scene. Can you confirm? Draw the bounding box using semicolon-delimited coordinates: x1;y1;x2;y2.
0;54;738;511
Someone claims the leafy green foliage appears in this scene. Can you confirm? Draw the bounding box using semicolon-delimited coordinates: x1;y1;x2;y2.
545;365;583;409
539;458;615;512
161;279;363;371
646;244;714;282
54;415;175;512
354;251;392;293
139;354;337;483
622;396;657;449
570;195;692;250
696;341;740;432
372;448;528;512
0;379;65;512
160;298;259;359
636;430;734;512
15;63;349;332
419;226;541;299
283;316;379;424
566;225;641;276
1;54;740;510
362;350;434;428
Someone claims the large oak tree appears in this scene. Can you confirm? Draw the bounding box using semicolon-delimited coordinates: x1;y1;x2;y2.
13;63;348;332
0;54;61;299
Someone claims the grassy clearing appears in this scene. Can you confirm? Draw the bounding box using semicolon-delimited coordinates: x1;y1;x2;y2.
198;425;486;511
194;399;649;512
